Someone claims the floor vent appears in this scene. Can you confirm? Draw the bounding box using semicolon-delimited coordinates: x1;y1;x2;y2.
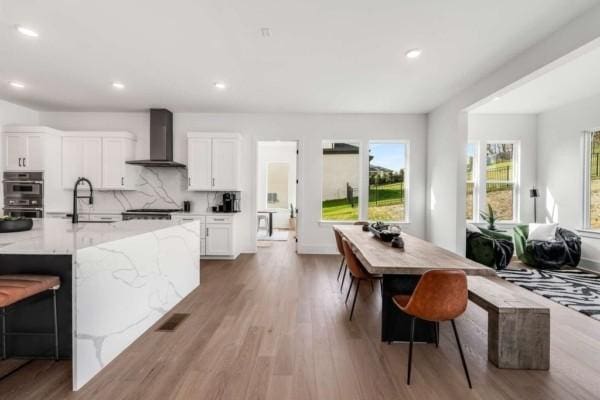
157;313;190;332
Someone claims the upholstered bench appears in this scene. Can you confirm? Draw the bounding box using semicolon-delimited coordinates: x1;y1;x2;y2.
0;274;61;360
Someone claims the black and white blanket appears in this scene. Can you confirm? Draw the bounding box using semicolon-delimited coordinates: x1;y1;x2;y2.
497;268;600;321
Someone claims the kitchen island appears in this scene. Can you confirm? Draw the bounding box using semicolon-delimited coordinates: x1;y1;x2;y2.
0;218;200;390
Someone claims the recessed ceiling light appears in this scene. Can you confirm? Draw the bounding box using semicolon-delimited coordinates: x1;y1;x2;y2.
214;82;227;90
16;26;39;38
9;81;25;89
112;81;125;90
405;48;422;59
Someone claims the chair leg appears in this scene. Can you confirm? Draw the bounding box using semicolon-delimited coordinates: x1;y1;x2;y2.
349;280;361;321
345;276;354;304
340;265;348;292
1;307;5;360
336;257;345;281
436;322;440;347
369;279;374;292
52;290;59;361
451;320;472;389
407;317;415;385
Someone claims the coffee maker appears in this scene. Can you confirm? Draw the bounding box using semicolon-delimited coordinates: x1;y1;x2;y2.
222;192;241;213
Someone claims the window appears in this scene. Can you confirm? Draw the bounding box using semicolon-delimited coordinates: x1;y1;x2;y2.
585;130;600;229
267;162;289;209
485;143;517;221
321;141;361;221
368;142;407;222
466;143;478;221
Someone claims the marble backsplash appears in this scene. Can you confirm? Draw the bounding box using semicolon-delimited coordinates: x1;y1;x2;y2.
73;167;229;213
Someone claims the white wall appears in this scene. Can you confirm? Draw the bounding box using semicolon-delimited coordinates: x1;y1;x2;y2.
426;4;600;254
39;111;427;254
257;141;297;229
468;114;538;225
537;93;600;270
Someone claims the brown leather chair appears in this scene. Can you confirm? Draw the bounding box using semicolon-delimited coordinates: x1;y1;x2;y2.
341;238;381;320
333;229;346;288
392;270;472;388
0;275;61;360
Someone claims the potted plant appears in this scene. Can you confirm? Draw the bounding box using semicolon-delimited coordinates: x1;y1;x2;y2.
480;204;498;231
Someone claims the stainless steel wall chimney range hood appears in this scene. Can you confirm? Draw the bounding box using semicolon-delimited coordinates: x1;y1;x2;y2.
126;109;186;167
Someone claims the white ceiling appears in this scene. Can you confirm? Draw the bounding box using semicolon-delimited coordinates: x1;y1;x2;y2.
472;42;600;114
0;0;598;113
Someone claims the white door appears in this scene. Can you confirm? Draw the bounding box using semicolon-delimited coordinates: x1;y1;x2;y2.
5;135;27;170
82;138;102;188
205;223;232;255
62;137;84;188
102;138;126;189
24;136;43;170
188;138;212;190
212;138;239;190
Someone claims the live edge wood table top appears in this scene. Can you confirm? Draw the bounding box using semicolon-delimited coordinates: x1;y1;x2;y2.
333;225;497;277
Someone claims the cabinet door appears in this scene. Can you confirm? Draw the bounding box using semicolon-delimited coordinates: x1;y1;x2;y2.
205;223;233;255
188;138;212;190
102;138;126;189
5;135;27;170
62;137;84;188
82;138;103;188
24;135;43;170
211;138;239;190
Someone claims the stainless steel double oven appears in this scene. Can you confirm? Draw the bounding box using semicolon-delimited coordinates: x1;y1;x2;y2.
3;171;44;218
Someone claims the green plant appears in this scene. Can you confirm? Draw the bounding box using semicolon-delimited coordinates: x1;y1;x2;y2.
480;204;497;230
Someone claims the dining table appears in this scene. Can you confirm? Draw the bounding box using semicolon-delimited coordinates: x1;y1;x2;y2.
333;225;497;343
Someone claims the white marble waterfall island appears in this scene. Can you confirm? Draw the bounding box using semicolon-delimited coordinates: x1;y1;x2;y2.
0;219;201;390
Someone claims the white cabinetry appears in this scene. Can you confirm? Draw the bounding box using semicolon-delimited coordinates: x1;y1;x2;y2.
187;133;241;191
61;132;137;190
4;134;44;171
172;214;237;258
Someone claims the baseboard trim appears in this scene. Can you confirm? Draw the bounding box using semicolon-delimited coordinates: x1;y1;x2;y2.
580;257;600;274
297;244;337;255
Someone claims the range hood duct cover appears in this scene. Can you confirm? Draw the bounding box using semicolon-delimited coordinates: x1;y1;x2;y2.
126;108;186;168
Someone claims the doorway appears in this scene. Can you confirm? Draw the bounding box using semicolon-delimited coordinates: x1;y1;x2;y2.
256;141;298;250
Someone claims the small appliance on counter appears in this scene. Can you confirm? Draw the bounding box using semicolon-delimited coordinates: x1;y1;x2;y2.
183;201;191;212
3;171;44;218
222;192;241;213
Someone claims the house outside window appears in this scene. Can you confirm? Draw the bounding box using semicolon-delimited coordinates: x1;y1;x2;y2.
368;142;408;222
321;141;361;221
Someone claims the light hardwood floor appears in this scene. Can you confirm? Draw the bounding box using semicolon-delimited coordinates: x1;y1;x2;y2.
1;238;600;399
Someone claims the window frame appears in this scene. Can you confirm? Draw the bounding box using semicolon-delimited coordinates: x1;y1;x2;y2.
319;139;410;224
583;129;600;230
484;140;520;223
466;141;479;222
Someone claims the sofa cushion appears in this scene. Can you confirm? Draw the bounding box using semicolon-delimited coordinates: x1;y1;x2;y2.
528;223;558;242
466;223;482;233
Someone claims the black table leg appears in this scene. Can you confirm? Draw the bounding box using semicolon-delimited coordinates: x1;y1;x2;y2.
381;275;436;343
268;212;273;237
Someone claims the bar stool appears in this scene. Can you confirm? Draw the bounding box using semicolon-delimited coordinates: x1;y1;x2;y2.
0;275;61;360
392;269;472;388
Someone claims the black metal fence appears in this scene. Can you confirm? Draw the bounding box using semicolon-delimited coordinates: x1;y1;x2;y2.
592;153;600;180
486;165;512;192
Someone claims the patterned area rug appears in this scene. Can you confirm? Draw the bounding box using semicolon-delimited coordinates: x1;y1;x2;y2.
497;268;600;320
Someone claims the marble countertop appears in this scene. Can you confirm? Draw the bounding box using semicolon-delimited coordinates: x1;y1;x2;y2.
0;219;196;255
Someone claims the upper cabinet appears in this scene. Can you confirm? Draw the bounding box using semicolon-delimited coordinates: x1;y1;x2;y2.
187;132;241;191
61;132;138;190
3;128;58;171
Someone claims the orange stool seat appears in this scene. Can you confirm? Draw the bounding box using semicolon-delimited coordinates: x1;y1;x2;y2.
0;275;60;308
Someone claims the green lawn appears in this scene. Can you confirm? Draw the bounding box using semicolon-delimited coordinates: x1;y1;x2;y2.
322;183;405;221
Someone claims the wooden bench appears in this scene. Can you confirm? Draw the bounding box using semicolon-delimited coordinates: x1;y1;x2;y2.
467;276;550;370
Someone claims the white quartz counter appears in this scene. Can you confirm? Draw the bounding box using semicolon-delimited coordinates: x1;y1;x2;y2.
0;219;193;254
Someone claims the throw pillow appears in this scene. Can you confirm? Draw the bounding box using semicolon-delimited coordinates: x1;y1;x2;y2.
528;223;558;241
466;223;482;233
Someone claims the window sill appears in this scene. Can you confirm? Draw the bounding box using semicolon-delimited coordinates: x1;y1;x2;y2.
319;220;411;227
577;229;600;239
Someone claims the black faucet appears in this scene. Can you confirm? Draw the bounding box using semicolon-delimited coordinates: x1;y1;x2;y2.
72;177;94;224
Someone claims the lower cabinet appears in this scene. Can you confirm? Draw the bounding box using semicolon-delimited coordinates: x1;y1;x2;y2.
172;214;236;259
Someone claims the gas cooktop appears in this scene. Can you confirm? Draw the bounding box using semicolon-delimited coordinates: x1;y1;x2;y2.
124;208;183;213
122;208;183;220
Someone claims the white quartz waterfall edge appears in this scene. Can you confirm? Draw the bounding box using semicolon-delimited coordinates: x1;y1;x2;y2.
72;221;200;390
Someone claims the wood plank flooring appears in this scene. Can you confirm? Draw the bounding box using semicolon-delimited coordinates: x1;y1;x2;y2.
1;237;600;399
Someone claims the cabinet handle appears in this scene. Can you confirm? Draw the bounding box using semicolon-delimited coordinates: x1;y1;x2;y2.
206;227;209;236
18;157;22;167
121;177;124;186
212;177;215;186
100;217;112;220
188;177;191;186
23;157;26;167
213;218;225;221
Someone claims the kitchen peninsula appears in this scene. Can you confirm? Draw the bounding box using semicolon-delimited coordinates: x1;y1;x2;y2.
0;218;200;390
